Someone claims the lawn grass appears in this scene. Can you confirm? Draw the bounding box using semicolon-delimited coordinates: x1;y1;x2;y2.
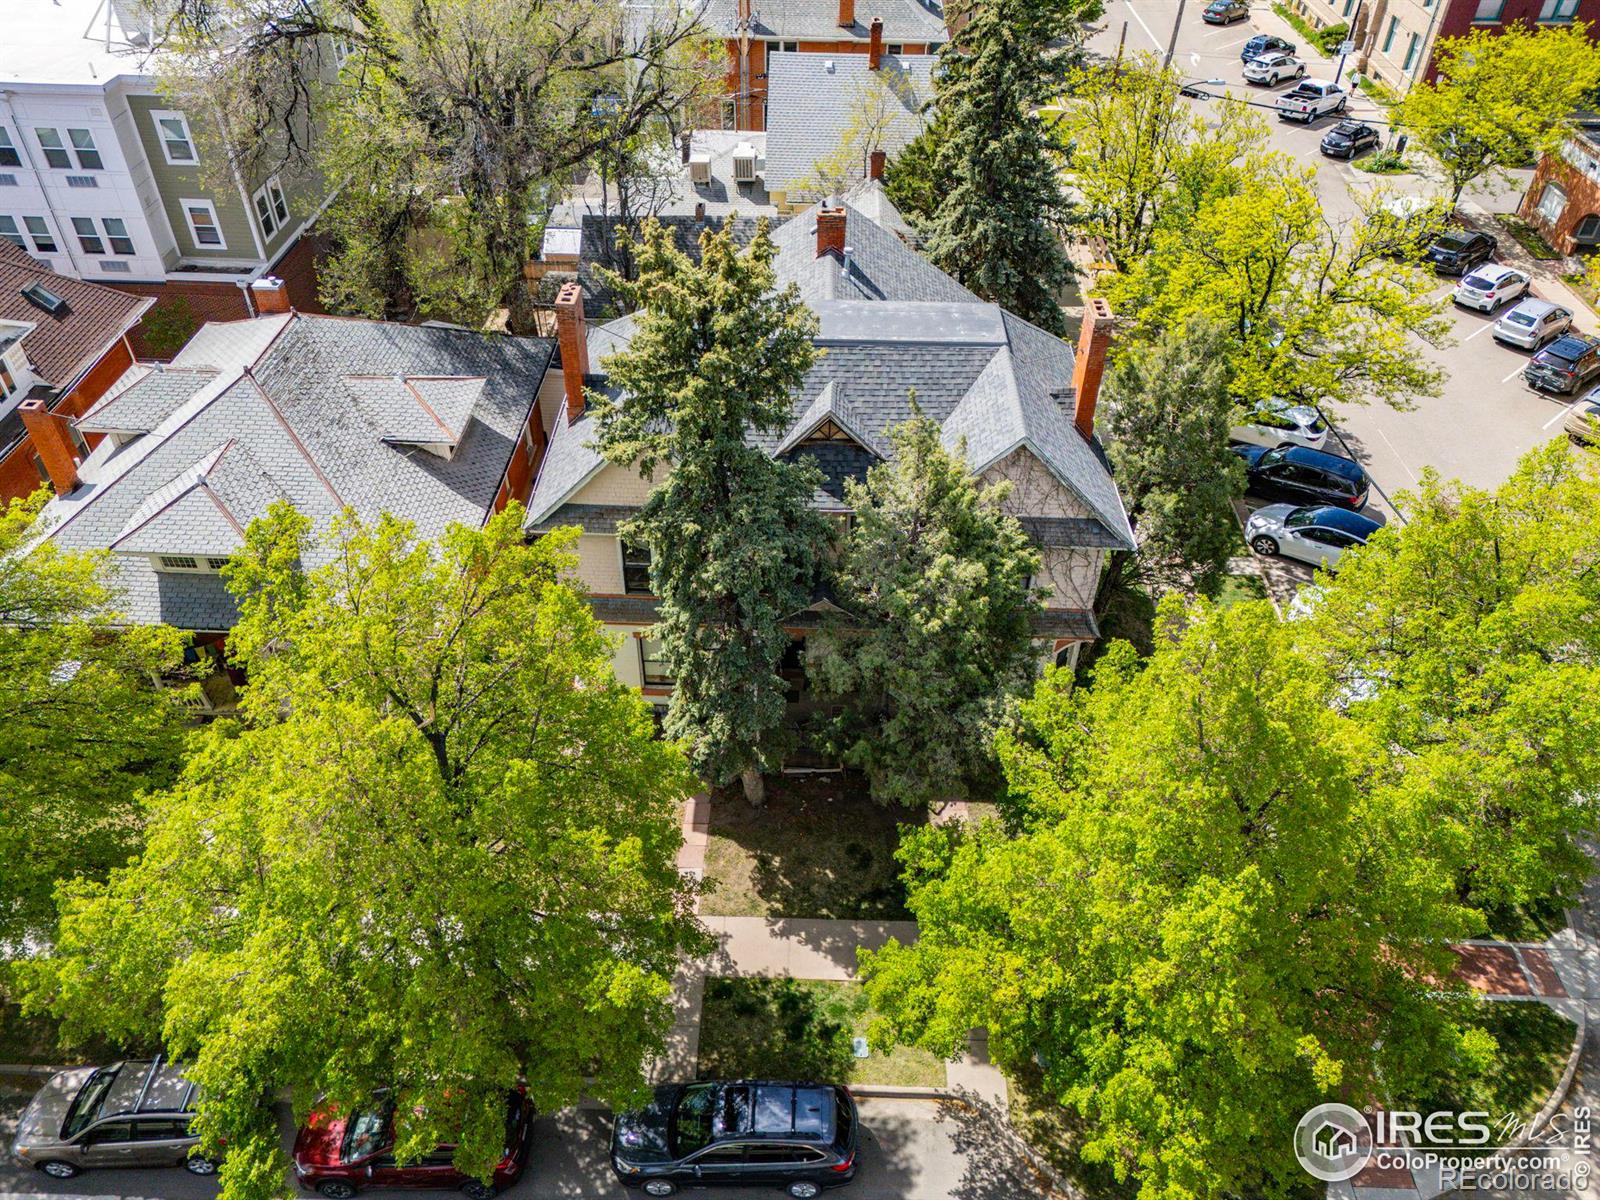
1407;1001;1576;1145
1355;75;1399;106
697;977;947;1089
1215;570;1269;608
702;773;922;920
1496;214;1565;261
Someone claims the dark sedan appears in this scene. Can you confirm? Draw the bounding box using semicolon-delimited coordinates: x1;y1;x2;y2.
1424;230;1497;275
1320;120;1379;159
611;1081;858;1198
1203;0;1249;22
1241;33;1294;61
1525;334;1600;395
1232;443;1371;512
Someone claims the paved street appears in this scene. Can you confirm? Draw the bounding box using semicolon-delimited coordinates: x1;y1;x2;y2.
0;1086;1046;1200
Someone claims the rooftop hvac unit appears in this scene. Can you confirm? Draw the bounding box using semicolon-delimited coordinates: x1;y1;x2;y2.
732;144;759;183
689;153;712;184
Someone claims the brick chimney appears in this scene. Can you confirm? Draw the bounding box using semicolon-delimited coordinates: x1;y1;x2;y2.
869;17;884;68
554;280;589;424
838;0;855;27
869;148;887;180
680;131;692;164
250;276;291;315
20;399;81;494
1071;298;1114;441
816;206;847;259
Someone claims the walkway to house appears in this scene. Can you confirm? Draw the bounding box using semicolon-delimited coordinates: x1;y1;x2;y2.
657;793;1009;1109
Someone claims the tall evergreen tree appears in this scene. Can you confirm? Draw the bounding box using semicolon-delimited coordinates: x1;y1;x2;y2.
807;414;1041;806
923;0;1078;334
592;220;826;803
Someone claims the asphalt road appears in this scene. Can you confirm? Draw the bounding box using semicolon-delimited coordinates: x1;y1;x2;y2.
0;1083;1047;1200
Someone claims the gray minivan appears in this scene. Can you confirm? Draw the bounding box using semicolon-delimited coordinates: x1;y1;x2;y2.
9;1059;212;1179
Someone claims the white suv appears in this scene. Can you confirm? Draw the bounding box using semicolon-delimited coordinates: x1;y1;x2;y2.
1452;263;1529;313
1230;399;1328;451
1492;298;1573;350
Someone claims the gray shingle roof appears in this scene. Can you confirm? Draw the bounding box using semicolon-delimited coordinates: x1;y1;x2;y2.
764;52;934;194
77;366;219;435
42;314;554;631
527;186;1133;552
701;0;947;43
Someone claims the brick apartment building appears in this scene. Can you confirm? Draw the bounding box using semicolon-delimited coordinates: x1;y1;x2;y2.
1521;121;1600;254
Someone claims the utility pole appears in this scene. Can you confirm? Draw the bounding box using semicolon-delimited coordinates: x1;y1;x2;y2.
1334;0;1362;85
1113;19;1129;76
1163;0;1189;70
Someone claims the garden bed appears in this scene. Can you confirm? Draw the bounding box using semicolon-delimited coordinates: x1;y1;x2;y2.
702;773;922;919
696;977;946;1089
1496;214;1565;261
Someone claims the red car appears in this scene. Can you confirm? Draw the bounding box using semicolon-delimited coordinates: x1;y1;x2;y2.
292;1090;534;1199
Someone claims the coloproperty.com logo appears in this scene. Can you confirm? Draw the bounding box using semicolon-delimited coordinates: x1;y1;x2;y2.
1293;1103;1594;1190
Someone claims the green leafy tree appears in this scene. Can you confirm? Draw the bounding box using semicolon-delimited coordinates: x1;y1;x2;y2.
861;600;1482;1200
922;0;1083;333
881;115;948;229
0;492;188;952
591;220;825;804
1298;443;1600;920
23;503;703;1200
1096;319;1246;607
806;413;1041;806
1105;156;1451;410
1396;23;1600;205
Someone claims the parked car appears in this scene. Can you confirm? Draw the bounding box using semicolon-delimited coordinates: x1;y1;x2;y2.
1369;196;1453;260
1524;333;1600;394
1492;298;1573;350
9;1059;211;1180
1451;263;1530;313
1319;120;1379;158
292;1090;535;1199
1230;398;1328;451
611;1081;858;1198
1423;229;1496;275
1276;80;1347;122
1203;0;1249;21
1243;52;1306;84
1233;443;1371;511
1244;503;1382;569
1564;392;1600;444
1241;33;1295;61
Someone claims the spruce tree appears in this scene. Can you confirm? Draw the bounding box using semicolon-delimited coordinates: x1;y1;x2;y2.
923;0;1076;334
592;220;825;803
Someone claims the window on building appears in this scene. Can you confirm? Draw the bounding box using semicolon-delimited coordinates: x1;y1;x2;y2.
67;128;102;170
252;176;289;239
23;216;57;253
181;199;225;248
1383;16;1400;52
34;128;70;169
1474;0;1505;19
0;127;19;168
0;356;15;398
1343;0;1356;15
1403;31;1420;69
70;217;105;255
639;637;674;687
621;539;653;594
1540;0;1580;18
152;111;196;164
0;216;22;248
157;556;200;572
886;42;904;54
101;217;134;255
1576;214;1600;243
780;40;798;51
1538;181;1568;224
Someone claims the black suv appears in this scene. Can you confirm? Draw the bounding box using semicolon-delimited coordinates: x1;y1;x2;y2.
1424;230;1496;275
1241;33;1294;61
1525;333;1600;394
611;1081;858;1198
1233;444;1370;511
1320;121;1379;159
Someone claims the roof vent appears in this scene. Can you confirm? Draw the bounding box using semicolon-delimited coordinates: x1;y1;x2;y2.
21;281;67;315
689;153;712;184
825;59;836;72
732;143;760;183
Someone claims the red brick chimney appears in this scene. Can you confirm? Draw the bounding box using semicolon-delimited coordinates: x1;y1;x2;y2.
249;276;291;315
838;0;855;27
869;18;884;68
1071;299;1114;441
555;280;589;424
20;399;81;493
869;148;887;180
816;206;847;259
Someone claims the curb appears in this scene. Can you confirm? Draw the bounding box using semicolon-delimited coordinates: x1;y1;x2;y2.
845;1084;950;1099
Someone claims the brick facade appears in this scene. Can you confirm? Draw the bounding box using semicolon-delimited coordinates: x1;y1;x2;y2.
0;336;136;502
1520;134;1600;255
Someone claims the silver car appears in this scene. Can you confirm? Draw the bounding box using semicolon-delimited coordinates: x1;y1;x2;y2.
10;1059;211;1180
1493;298;1572;350
1245;503;1382;570
1230;398;1328;451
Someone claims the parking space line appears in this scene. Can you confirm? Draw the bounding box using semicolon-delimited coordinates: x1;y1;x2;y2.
1125;4;1164;48
1545;398;1587;429
1501;365;1527;383
1461;320;1496;341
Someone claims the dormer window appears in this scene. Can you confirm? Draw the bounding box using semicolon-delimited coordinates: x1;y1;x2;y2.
155;555;231;573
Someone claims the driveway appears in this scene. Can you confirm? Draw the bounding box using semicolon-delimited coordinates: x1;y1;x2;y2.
0;1088;1048;1200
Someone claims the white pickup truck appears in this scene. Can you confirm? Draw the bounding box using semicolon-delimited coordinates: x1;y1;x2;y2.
1276;80;1347;123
